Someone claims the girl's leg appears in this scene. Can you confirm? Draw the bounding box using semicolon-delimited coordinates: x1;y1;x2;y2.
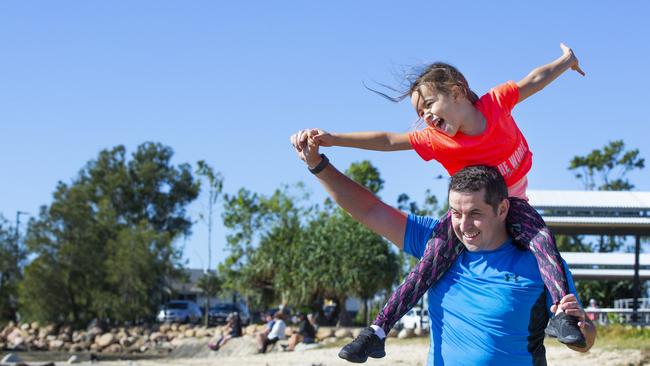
506;197;568;304
372;212;464;334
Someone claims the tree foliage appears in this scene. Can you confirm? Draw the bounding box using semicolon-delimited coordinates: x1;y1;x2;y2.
0;216;27;322
220;161;401;325
19;143;199;325
568;140;644;191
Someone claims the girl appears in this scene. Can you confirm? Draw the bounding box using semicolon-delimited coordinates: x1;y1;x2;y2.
292;43;585;362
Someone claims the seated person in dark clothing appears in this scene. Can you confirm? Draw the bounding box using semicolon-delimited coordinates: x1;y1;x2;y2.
286;312;317;351
208;312;242;351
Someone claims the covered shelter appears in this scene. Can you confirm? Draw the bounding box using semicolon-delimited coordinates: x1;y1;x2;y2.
528;190;650;322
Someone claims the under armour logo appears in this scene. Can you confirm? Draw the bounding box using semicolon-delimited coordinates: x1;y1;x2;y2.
504;274;520;282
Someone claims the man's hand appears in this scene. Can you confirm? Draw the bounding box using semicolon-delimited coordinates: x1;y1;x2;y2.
551;294;596;351
560;43;586;76
290;129;323;169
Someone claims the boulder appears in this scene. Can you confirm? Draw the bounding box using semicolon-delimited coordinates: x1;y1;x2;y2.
150;332;167;342
104;343;123;353
387;328;399;338
159;324;171;333
20;323;31;331
244;324;258;336
119;336;135;348
69;342;88;352
414;327;427;337
184;329;195;337
49;339;65;351
334;328;353;339
96;333;116;348
194;328;209;338
316;327;334;340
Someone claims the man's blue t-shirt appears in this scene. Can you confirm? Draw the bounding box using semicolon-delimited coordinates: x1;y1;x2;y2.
404;214;579;366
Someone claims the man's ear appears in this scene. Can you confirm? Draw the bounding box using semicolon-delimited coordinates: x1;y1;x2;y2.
498;198;509;220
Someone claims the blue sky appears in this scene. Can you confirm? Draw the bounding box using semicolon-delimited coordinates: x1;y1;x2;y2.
1;1;648;270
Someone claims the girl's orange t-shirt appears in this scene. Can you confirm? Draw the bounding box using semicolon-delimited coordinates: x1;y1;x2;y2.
408;81;532;189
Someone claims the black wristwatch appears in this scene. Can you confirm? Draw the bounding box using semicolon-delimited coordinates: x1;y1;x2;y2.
309;154;329;174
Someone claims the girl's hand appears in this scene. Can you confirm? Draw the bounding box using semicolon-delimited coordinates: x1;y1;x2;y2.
309;128;334;147
560;43;586;76
550;294;587;326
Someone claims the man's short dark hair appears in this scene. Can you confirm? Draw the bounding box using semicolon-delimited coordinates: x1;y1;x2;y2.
448;165;508;211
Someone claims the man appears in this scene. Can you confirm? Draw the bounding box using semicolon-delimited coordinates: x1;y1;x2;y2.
291;135;596;365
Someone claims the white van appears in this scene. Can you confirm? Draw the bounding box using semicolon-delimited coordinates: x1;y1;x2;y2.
398;307;429;329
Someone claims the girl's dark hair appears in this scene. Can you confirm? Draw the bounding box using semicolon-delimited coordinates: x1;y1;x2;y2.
448;165;508;212
367;62;479;104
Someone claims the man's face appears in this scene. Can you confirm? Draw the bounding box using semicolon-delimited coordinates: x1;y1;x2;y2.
448;188;509;251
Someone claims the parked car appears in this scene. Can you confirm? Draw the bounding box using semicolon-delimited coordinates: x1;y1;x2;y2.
157;300;202;324
208;302;251;326
397;307;429;329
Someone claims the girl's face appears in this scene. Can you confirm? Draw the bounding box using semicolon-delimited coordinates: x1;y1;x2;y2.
410;85;462;137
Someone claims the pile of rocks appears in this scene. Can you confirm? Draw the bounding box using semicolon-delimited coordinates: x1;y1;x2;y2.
0;321;428;356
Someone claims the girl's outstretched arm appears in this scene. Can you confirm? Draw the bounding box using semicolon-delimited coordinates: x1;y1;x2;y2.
516;43;585;103
290;128;412;152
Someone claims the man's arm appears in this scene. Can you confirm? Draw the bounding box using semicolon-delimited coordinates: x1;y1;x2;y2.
291;128;412;152
516;43;585;103
552;294;597;352
291;131;408;249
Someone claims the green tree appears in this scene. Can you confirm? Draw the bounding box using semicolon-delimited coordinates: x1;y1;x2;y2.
569;140;644;191
220;161;401;326
20;143;199;325
0;215;27;322
566;140;646;306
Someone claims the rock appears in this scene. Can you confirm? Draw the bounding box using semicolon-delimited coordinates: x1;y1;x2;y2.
120;336;135;348
150;332;167;342
178;324;189;332
96;333;116;348
49;339;65;351
414;327;427;337
32;339;48;350
1;322;16;339
159;324;171;333
39;324;57;338
397;328;415;339
184;329;195;337
20;323;31;331
1;353;22;363
58;332;72;342
352;328;363;338
104;343;123;353
334;328;353;339
244;324;257;336
69;342;88;352
30;321;40;331
170;323;179;332
316;327;334;340
387;328;399;338
194;328;209;338
90;343;100;352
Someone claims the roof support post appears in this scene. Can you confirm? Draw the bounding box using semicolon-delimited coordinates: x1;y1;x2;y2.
632;235;641;323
